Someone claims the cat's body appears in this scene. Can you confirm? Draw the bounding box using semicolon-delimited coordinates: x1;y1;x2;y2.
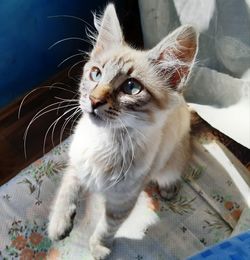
48;4;198;260
70;97;190;192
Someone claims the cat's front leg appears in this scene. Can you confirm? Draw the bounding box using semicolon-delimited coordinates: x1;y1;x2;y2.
48;166;81;241
89;194;138;260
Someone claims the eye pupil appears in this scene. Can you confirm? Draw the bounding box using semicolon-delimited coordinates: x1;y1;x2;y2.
128;81;134;89
123;79;142;95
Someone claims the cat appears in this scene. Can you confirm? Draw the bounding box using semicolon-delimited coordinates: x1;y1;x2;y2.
48;3;198;260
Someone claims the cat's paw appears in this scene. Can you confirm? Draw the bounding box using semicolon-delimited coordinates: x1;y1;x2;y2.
48;205;76;241
89;235;112;260
158;181;181;201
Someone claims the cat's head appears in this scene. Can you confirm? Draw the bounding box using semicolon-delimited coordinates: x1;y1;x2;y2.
79;4;198;129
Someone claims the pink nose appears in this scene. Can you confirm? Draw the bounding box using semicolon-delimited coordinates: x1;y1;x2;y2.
89;95;106;109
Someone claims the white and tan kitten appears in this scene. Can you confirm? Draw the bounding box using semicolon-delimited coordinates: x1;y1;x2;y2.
48;4;198;260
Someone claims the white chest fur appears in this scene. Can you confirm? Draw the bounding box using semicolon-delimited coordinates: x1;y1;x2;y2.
68;116;161;191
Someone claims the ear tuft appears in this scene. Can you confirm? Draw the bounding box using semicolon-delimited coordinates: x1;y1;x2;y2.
173;25;198;63
91;4;123;57
148;25;198;91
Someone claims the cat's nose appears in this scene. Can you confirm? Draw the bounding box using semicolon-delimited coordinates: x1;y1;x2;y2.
89;95;106;110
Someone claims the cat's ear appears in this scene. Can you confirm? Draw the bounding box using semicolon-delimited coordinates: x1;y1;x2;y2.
91;4;123;57
148;25;198;91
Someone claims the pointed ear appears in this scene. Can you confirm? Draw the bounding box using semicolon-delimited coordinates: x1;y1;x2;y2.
148;25;198;91
91;4;123;57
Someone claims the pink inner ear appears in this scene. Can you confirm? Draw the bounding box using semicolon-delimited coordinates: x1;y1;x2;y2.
165;36;197;88
169;66;189;87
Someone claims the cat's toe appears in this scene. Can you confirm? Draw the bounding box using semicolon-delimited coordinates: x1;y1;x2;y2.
159;181;181;201
89;236;112;260
48;209;76;241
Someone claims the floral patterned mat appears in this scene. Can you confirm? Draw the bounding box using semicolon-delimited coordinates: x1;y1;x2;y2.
0;136;250;260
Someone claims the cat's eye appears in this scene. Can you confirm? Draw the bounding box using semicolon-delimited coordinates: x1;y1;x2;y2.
90;67;102;82
122;79;142;95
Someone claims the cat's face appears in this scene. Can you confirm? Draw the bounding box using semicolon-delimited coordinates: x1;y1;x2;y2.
79;47;167;128
79;4;198;129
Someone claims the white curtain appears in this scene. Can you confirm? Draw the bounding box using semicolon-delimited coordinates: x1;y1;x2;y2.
139;0;250;148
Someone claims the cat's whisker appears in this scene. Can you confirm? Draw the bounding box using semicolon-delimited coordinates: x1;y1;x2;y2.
51;82;79;93
122;111;148;123
54;97;79;102
133;128;147;141
32;102;77;124
43;106;79;153
110;127;117;166
118;119;135;178
69;108;82;134
122;111;140;120
113;131;126;186
103;126;117;189
101;126;118;191
49;37;91;50
68;60;85;81
52;106;81;145
121;114;147;141
23;103;77;158
18;84;78;119
57;52;85;68
105;126;132;190
43;107;75;153
100;121;113;188
54;94;79;114
59;107;80;144
48;14;95;31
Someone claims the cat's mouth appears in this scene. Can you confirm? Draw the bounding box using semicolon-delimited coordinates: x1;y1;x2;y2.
89;111;104;122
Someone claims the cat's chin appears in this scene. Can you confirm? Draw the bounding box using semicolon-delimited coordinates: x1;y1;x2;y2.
88;112;105;125
88;112;112;127
87;113;124;130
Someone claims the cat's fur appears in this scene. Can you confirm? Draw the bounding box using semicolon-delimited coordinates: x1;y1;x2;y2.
48;4;198;260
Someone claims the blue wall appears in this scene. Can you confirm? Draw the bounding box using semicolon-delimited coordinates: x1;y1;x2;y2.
0;0;105;108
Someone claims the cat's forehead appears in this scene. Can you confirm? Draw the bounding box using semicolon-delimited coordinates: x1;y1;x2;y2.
86;47;148;82
96;46;143;66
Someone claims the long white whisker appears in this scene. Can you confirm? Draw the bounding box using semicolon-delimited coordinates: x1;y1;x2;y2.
54;97;79;102
59;107;80;144
55;94;79;114
32;102;77;124
113;131;126;186
118;119;135;178
69;108;82;134
68;60;85;81
52;105;80;145
123;111;142;120
51;82;78;93
105;119;135;191
43;106;78;153
48;15;95;31
57;52;84;68
104;128;120;191
23;103;77;158
103;127;116;189
134;128;147;140
49;37;90;50
18;85;78;119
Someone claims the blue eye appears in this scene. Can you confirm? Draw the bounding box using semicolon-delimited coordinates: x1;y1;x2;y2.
122;79;142;95
90;67;102;82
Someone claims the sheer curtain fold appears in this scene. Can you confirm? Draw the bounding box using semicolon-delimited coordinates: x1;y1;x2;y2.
139;0;250;148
